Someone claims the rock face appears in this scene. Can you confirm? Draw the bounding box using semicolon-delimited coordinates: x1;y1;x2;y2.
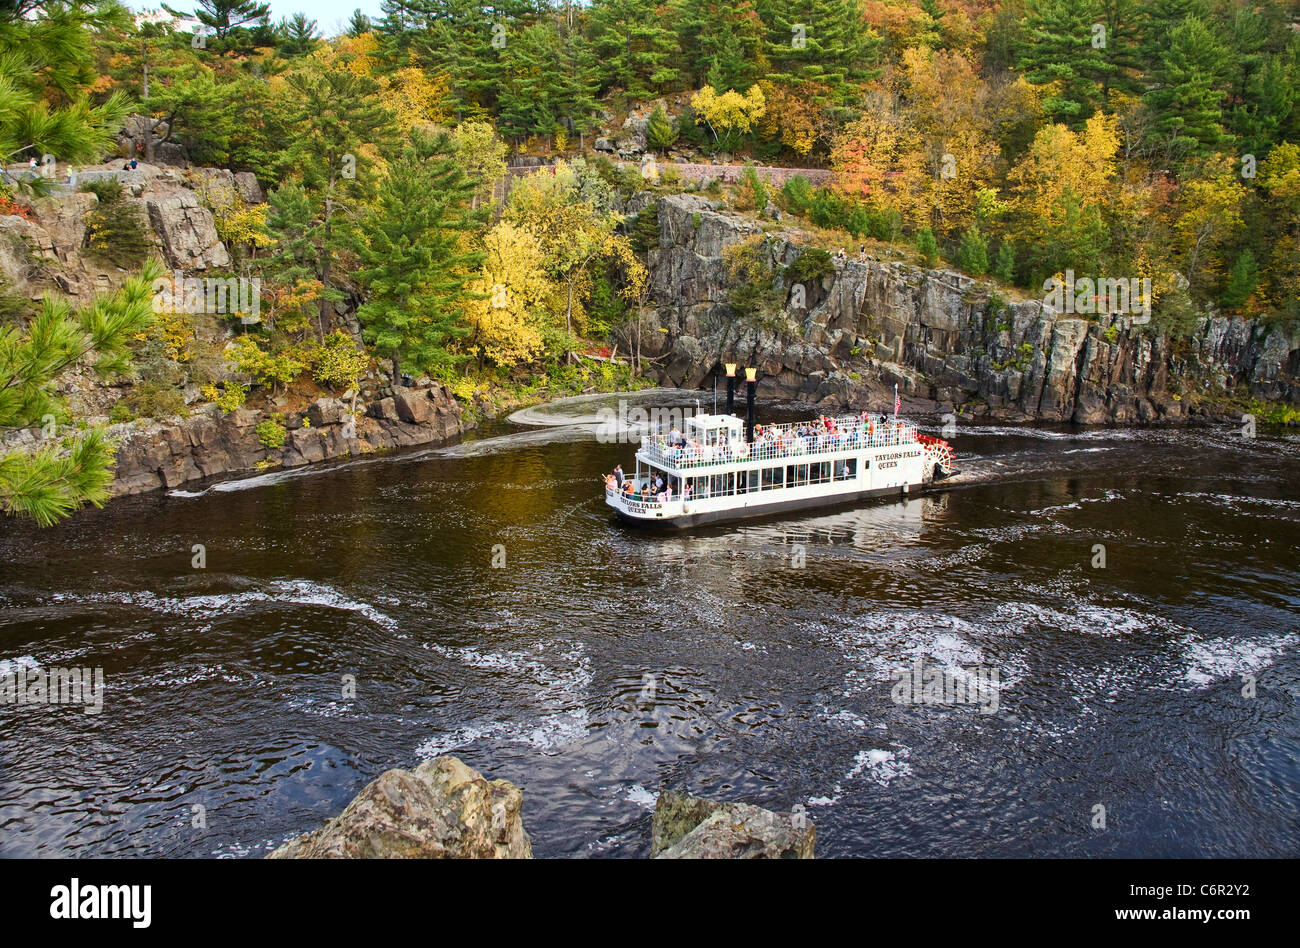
146;189;230;270
108;384;463;496
625;193;1300;422
269;757;532;859
652;789;816;859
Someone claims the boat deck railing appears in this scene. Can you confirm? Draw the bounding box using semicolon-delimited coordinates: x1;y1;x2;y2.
639;417;918;470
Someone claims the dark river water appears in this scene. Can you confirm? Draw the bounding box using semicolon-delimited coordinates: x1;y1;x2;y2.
2;389;1297;858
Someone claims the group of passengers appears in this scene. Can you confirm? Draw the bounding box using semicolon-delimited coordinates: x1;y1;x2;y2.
603;464;688;504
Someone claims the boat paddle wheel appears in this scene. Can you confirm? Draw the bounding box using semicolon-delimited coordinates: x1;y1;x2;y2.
917;433;957;481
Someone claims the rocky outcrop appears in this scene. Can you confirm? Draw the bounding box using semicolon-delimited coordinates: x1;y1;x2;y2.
651;789;816;859
146;188;229;271
626;193;1300;423
269;757;532;859
108;384;463;496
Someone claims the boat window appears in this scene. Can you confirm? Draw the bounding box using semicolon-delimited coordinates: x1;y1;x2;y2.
834;458;858;480
761;466;783;490
810;461;831;485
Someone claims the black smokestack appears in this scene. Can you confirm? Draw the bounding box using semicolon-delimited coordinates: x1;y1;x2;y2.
745;372;756;443
726;363;736;415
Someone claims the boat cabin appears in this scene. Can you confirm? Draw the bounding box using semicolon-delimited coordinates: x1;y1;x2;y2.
685;413;745;447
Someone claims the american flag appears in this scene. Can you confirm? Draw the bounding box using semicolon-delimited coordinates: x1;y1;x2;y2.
894;384;900;419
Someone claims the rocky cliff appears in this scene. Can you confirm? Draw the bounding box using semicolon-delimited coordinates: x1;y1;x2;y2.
626;194;1299;423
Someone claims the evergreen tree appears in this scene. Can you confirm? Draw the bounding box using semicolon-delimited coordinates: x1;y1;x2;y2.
645;105;678;153
277;13;319;57
992;243;1016;284
589;0;681;100
282;65;393;330
1144;17;1228;160
354;130;488;378
757;0;880;104
163;0;272;40
675;0;762;91
1;266;161;526
1220;249;1258;308
915;227;939;267
347;8;372;36
956;225;989;276
1015;0;1107;127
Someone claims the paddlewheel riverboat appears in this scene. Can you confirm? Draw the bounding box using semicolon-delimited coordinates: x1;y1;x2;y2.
604;390;957;528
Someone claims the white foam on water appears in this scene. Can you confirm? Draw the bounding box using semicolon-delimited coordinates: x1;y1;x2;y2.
0;655;42;676
1183;632;1298;687
415;641;592;756
78;579;400;633
991;600;1179;639
834;611;1028;694
849;747;913;787
1176;492;1300;514
626;785;658;809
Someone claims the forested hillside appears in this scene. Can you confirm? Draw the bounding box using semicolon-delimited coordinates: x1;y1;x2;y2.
2;0;1298;524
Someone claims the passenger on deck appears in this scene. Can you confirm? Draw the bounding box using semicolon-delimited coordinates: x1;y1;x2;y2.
613;464;625;487
604;473;617;490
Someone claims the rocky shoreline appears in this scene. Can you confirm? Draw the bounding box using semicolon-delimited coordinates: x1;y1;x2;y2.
104;383;464;497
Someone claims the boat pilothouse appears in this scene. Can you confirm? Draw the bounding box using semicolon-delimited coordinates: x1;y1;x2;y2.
604;395;956;529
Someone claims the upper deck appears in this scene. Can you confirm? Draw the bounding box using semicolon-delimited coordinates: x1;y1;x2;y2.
638;413;919;471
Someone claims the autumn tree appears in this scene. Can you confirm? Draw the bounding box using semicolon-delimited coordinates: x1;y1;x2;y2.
504;160;646;349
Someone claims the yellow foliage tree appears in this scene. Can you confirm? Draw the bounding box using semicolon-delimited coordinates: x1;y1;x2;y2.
690;84;766;142
1007;113;1121;261
465;222;556;368
388;66;451;130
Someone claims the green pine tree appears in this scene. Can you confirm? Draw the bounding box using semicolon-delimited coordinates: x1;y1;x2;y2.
676;0;762;91
916;227;939;267
590;0;682;101
1;265;161;526
756;0;881;105
282;64;393;333
645;105;678;153
956;226;989;277
1015;0;1108;127
1144;16;1229;160
992;243;1016;284
1220;249;1259;308
354;130;488;379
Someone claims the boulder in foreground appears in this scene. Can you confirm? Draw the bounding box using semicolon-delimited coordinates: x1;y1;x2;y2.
652;789;815;858
269;756;532;858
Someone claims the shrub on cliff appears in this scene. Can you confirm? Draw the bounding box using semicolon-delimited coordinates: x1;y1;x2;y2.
956;226;989;277
256;418;287;450
0;265;159;526
785;248;834;284
915;227;939;267
310;330;369;392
